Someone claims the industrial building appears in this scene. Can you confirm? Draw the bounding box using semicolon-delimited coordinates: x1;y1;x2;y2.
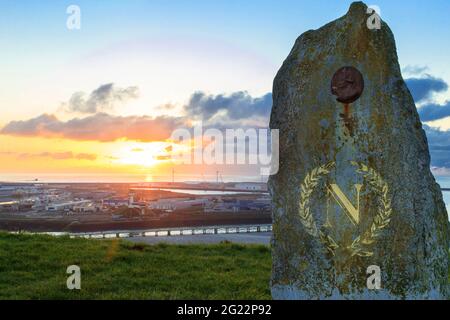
233;183;266;191
0;201;19;212
148;198;208;212
205;198;270;213
45;200;93;212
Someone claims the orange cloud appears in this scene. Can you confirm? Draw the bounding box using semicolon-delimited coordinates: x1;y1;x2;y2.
1;113;185;142
16;151;97;161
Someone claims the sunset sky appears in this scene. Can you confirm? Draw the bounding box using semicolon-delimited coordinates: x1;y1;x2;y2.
1;0;450;182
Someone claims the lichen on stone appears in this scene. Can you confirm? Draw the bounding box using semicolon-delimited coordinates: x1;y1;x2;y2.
270;1;449;300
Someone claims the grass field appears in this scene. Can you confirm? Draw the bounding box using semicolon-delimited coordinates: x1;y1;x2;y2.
2;232;448;300
0;232;271;299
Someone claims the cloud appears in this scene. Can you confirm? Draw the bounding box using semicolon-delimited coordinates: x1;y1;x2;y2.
418;101;450;122
1;114;58;136
423;124;450;147
1;113;185;142
155;155;171;161
184;91;272;126
431;166;450;177
63;83;139;113
157;103;177;111
405;75;448;103
401;71;450;172
402;65;429;76
16;152;97;161
2;90;273;143
423;125;450;169
4;82;450;174
404;73;450;122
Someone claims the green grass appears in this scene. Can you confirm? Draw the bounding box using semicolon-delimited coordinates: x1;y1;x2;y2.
0;232;271;299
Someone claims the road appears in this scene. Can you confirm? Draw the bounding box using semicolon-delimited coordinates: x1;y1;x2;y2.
127;232;272;245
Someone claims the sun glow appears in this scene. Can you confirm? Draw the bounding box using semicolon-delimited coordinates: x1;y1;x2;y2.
112;142;172;167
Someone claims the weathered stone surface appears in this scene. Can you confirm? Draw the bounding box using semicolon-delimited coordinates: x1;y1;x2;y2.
269;2;449;299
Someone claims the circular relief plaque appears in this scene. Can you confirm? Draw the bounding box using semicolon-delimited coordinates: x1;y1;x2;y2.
331;66;364;104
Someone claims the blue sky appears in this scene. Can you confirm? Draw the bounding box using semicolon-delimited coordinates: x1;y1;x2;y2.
1;0;449;82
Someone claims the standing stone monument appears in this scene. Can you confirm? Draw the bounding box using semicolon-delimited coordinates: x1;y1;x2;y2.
269;2;449;299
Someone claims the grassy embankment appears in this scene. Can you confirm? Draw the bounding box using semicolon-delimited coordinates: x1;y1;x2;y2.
2;232;448;299
0;232;271;299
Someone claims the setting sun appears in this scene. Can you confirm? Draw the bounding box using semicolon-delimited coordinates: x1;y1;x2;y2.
111;142;173;168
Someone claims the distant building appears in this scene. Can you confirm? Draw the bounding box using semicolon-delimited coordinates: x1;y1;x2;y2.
0;201;19;211
148;198;208;211
0;184;40;198
234;183;266;191
205;198;270;213
45;200;92;212
72;203;101;213
102;198;130;207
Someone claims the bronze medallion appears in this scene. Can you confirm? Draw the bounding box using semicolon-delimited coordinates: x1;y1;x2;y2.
331;66;364;104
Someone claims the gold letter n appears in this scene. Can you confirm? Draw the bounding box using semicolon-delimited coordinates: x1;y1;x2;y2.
328;184;362;225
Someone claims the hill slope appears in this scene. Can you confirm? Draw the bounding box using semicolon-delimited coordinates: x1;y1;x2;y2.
0;233;271;299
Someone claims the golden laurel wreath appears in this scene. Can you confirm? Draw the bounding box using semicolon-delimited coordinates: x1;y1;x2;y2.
298;161;393;257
